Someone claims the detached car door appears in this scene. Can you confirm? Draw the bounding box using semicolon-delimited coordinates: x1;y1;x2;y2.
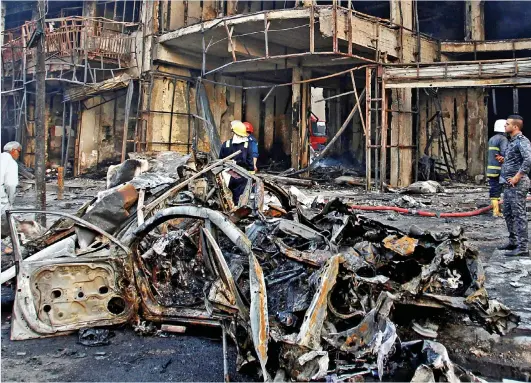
7;210;138;340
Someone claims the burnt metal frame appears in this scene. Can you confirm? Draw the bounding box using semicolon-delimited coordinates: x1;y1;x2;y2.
1;15;140;172
6;210;130;277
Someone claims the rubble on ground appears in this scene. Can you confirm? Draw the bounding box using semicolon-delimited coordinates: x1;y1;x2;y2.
406;181;444;194
2;151;520;382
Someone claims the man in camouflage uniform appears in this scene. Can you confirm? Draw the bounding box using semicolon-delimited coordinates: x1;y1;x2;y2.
497;115;531;257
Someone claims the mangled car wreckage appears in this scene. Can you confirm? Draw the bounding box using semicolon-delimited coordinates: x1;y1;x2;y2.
3;152;520;381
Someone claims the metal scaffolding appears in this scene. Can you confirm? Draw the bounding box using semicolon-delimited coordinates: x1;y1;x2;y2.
1;13;140;169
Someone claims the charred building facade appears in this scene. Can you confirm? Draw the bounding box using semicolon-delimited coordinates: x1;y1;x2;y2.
2;0;531;188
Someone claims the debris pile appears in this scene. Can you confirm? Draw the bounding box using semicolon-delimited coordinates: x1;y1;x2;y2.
4;152;520;382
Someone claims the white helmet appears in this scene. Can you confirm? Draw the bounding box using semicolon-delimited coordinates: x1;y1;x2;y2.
494;119;506;133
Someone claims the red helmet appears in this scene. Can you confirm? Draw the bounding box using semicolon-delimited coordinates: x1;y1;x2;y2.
243;122;254;133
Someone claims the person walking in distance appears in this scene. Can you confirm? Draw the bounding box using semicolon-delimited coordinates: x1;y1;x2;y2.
497;115;531;257
486;119;508;217
1;141;21;237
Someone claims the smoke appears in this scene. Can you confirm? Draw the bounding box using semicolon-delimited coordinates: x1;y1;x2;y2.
485;1;531;40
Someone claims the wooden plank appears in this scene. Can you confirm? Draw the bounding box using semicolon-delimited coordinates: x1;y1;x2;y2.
455;90;467;170
389;88;413;187
441;39;531;53
319;8;440;62
384;59;531;81
225;23;237;62
466;88;487;177
385;76;531;88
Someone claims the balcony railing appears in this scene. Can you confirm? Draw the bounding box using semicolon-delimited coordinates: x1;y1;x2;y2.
1;17;137;76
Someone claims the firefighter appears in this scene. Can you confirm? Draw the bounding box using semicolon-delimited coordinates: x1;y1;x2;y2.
486;119;508;217
244;122;259;173
219;120;254;205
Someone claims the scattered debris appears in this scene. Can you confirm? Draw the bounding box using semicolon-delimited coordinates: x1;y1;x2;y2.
5;153;520;381
392;195;426;209
412;320;439;339
407;181;444;194
382;234;418;256
94;351;108;360
106;159;150;189
334;176;363;186
50;348;87;359
78;328;115;347
133;321;161;336
264;175;315;187
161;324;186;334
288;186;314;207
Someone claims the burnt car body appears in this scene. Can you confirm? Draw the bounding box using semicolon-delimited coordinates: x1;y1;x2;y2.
4;157;520;382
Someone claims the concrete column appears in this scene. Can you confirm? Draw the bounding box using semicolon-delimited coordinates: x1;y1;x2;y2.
34;0;47;226
390;0;413;30
140;0;156;73
299;69;311;170
0;2;6;46
290;66;302;169
82;0;97;17
389;0;414;187
465;0;485;41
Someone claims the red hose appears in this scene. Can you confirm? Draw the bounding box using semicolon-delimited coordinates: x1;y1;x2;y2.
349;197;531;218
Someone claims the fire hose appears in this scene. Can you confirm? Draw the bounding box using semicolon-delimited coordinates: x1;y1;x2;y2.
349;197;531;218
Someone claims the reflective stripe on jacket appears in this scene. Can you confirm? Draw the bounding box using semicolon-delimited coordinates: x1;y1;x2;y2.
219;139;254;171
486;133;508;178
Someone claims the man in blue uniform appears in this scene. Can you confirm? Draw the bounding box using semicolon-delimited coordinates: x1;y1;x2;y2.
243;122;259;173
497;115;531;257
219;120;254;205
486;119;508;217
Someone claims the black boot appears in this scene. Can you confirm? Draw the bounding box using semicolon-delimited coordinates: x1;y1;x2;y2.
497;242;517;250
504;248;529;257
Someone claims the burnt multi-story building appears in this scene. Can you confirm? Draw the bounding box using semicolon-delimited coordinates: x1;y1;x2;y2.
2;1;531;187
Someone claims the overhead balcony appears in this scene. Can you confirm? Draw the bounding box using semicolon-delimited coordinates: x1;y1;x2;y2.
1;17;137;82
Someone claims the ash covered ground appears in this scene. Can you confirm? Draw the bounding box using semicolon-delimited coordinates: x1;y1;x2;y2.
1;179;530;382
